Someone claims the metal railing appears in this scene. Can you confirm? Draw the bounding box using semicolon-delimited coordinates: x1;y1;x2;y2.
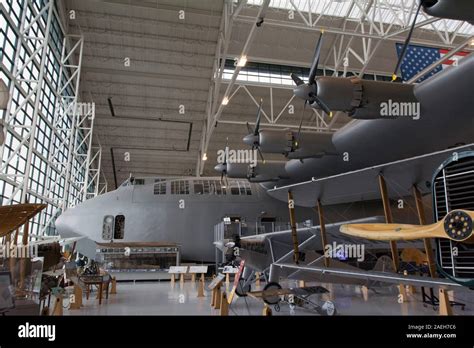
214;219;314;242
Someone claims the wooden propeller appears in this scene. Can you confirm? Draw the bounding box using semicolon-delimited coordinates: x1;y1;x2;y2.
340;210;474;244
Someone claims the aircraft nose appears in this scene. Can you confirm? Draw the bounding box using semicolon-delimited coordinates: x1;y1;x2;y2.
243;133;258;146
55;210;77;238
55;203;96;240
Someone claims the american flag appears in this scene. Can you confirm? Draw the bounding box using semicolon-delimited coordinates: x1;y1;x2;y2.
395;43;468;83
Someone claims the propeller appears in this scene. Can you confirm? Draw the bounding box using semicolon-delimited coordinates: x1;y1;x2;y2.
290;73;304;86
243;99;265;162
214;141;230;185
291;32;332;117
340;209;474;244
392;0;425;81
244;98;263;142
308;32;323;83
295;100;308;149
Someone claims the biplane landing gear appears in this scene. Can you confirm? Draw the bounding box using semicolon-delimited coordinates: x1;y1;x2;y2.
262;282;282;305
262;282;337;316
235;278;252;297
320;300;337;316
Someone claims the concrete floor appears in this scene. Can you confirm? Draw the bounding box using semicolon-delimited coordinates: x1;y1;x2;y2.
63;279;474;316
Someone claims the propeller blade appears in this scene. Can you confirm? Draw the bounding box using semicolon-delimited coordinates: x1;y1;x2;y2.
308;32;324;85
257;148;265;163
313;96;332;117
246;121;254;135
392;0;424;81
290;73;304;86
296;100;308;145
340;209;474;243
254;99;263;135
224;145;229;164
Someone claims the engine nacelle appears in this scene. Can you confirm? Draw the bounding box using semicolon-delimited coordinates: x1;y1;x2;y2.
226;162;249;178
258;129;292;154
420;0;474;23
315;76;417;119
288;132;337;160
247;161;288;182
257;129;336;160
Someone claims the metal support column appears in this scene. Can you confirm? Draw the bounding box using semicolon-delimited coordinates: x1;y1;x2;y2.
287;191;300;264
70;101;95;206
413;185;437;278
40;34;85;235
89;146;103;198
378;174;399;272
316;199;330;267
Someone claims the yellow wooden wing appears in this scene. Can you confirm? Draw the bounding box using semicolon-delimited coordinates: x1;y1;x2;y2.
0;203;47;238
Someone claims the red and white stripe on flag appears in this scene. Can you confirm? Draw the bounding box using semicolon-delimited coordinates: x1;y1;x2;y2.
439;48;469;67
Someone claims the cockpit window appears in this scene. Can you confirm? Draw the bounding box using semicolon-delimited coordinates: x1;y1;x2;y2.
154;179;166;195
102;215;114;240
114;215;125;239
193;180;226;195
171;180;189;194
229;180;252;195
194;181;205;194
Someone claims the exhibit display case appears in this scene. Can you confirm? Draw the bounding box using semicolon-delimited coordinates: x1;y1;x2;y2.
95;242;180;281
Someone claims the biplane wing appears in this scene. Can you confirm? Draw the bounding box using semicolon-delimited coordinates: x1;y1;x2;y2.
267;143;474;207
236;216;423;273
274;262;462;289
240;216;422;249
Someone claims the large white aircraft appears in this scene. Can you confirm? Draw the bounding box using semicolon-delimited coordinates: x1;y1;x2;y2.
56;1;474;272
55;177;317;261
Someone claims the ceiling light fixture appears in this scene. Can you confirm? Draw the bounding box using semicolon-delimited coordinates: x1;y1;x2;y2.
237;55;248;67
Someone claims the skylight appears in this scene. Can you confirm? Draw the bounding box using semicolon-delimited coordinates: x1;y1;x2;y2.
245;0;474;36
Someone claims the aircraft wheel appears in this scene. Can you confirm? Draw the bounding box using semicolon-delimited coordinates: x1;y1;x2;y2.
321;300;336;316
235;279;251;297
262;282;282;305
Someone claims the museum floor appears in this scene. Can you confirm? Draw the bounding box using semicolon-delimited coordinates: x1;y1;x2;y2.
63;280;474;316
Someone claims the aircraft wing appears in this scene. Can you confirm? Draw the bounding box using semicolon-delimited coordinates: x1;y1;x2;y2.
0;203;47;238
267;143;474;207
240;216;423;250
274;262;462;289
238;217;423;272
28;236;85;246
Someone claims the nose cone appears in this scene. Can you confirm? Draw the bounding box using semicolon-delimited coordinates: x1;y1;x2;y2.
55;193;107;240
55;209;79;238
243;133;259;147
293;84;314;100
214;163;226;173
